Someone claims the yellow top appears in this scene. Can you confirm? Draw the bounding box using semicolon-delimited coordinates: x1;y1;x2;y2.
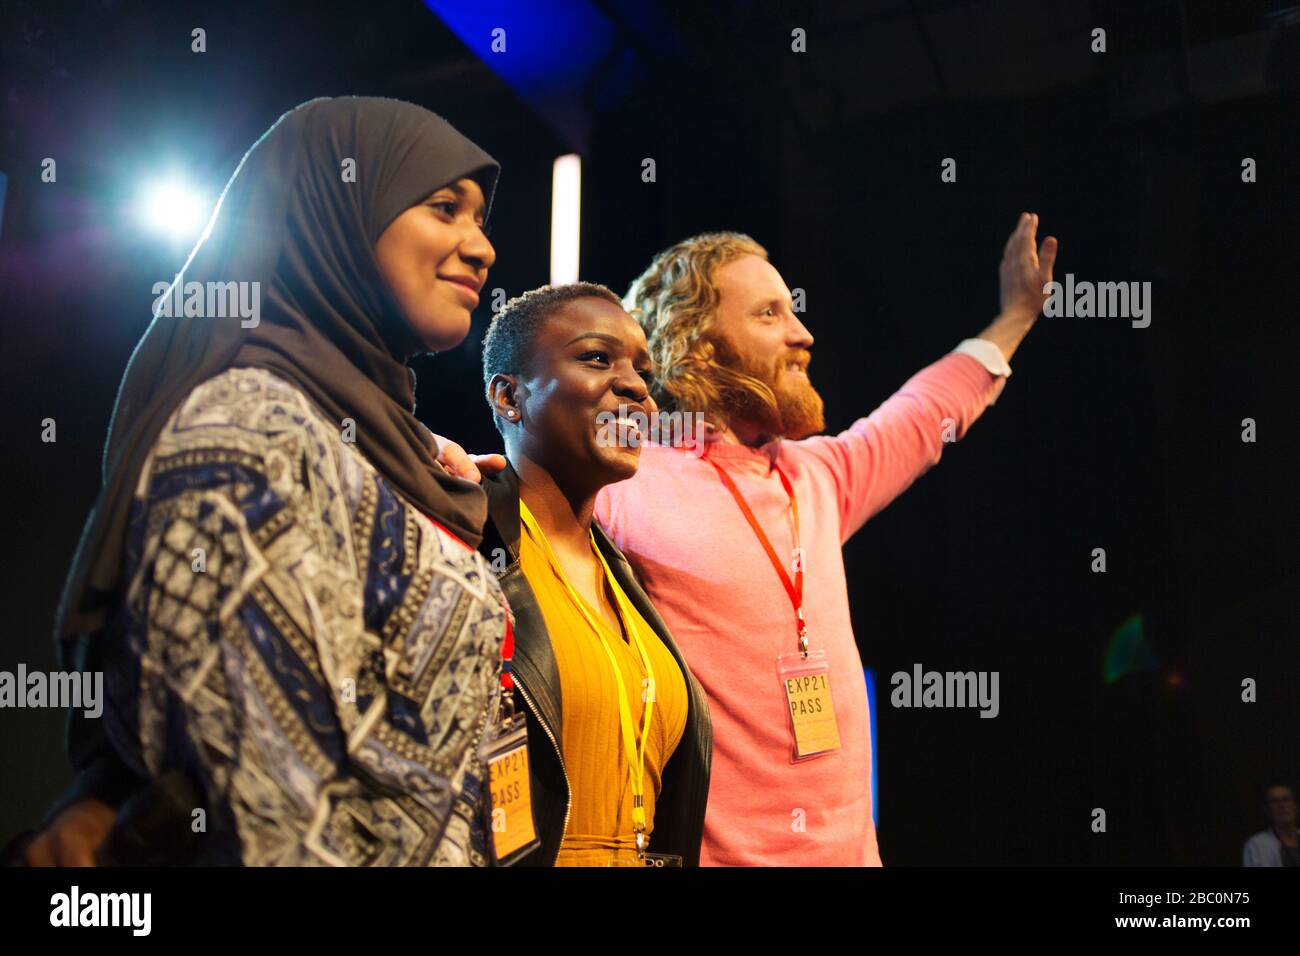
519;506;689;867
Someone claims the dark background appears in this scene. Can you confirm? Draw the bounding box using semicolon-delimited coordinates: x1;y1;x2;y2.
1;0;1296;865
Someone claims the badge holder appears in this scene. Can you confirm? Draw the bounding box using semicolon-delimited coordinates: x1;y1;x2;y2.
777;636;841;763
603;846;684;868
480;696;541;866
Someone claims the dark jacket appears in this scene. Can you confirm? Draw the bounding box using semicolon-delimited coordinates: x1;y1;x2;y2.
480;466;713;866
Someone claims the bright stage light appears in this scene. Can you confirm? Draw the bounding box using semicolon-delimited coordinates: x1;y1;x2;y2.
550;153;581;285
136;178;210;244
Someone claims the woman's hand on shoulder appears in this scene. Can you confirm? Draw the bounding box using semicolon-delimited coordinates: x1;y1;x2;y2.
431;434;506;483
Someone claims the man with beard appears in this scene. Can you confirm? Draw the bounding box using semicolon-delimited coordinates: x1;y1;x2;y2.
593;215;1058;865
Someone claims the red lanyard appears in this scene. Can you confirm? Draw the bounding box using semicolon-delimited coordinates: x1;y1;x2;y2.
499;607;515;692
705;458;808;655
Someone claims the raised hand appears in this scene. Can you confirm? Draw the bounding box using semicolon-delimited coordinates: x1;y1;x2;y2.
999;212;1059;321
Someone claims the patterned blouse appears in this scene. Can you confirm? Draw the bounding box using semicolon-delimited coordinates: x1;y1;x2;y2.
99;367;507;866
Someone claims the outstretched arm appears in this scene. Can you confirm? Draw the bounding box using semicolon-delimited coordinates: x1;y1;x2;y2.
800;213;1058;541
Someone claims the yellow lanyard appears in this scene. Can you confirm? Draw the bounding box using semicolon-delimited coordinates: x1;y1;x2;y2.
519;499;658;851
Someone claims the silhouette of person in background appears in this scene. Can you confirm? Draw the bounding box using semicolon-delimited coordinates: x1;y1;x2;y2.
1242;781;1300;867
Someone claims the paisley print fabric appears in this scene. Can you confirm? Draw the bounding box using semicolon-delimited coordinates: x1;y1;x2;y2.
99;367;506;866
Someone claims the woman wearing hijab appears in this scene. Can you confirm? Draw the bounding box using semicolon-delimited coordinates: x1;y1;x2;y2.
478;283;712;866
42;96;509;866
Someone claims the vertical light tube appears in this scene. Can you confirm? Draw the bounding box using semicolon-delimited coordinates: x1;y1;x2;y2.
550;153;581;285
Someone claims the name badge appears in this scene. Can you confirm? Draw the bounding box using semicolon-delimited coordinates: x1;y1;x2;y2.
481;718;540;865
777;650;841;761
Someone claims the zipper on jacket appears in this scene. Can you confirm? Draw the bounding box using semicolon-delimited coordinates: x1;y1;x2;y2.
514;677;571;865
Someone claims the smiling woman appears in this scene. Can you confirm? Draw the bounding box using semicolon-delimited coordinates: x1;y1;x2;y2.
34;97;512;867
476;283;713;867
486;288;656;487
375;177;494;351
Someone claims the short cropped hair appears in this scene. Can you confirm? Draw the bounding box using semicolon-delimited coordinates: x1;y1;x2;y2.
481;282;624;431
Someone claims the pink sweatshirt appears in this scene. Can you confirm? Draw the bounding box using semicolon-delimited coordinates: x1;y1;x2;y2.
595;352;1006;865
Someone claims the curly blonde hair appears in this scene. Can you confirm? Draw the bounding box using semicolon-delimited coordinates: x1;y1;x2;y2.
623;232;776;423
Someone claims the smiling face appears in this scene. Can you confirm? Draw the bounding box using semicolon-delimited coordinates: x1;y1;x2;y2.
508;296;656;493
375;176;495;352
709;253;825;441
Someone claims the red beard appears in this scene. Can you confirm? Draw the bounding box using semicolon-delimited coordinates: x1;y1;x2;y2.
714;341;826;440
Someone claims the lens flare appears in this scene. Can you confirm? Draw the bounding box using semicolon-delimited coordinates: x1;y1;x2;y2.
136;179;209;243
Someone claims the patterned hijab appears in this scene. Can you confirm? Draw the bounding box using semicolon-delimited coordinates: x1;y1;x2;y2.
56;96;499;645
